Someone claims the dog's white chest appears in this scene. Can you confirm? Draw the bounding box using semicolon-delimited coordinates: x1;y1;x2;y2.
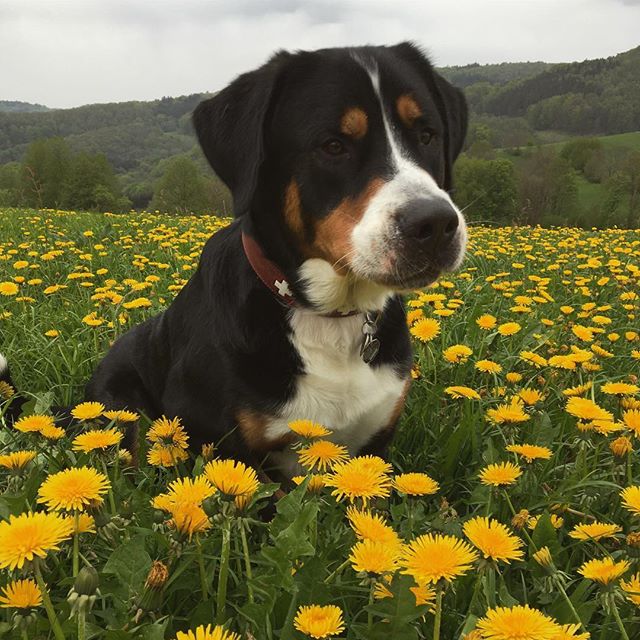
265;310;407;475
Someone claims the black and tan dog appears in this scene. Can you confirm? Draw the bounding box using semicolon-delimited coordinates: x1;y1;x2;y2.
1;42;468;478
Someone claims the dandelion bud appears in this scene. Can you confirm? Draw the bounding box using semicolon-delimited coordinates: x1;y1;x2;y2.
145;561;169;590
511;509;530;529
533;546;554;570
118;449;133;466
610;436;632;458
201;442;216;461
627;532;640;548
74;566;99;596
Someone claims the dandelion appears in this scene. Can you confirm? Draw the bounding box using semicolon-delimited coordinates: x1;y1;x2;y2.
38;466;110;511
293;474;328;493
72;428;123;452
533;546;553;568
620;485;640;516
506;444;552;463
497;322;521;336
174;625;240;640
479;462;522;487
288;419;332;438
0;282;19;296
169;502;211;540
486;399;529;425
476;359;503;374
393;472;439;496
610;436;632;457
0;450;37;471
153;476;216;511
349;539;401;574
0;511;74;569
204;459;259;497
326;457;392;504
562;382;593;397
476;314;497;329
294;604;345;639
621;572;640;606
401;533;478;585
71;401;105;420
602;382;639;396
13;414;55;434
566;397;613;422
103;409;139;423
0;578;42;609
443;344;473;363
569;522;622;542
623;409;640;436
410;318;441;342
298;440;349;471
578;557;630;584
147;415;189;449
147;444;189;467
445;385;481;400
463;517;524;564
517;389;544;405
476;605;560;640
346;507;401;545
519;351;547;368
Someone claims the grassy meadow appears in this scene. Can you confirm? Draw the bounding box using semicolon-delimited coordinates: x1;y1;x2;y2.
0;207;640;639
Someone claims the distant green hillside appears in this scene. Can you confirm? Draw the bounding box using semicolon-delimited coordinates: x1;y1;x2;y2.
0;100;51;113
438;61;555;88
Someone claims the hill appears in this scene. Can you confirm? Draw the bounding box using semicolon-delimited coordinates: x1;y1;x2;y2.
0;100;51;113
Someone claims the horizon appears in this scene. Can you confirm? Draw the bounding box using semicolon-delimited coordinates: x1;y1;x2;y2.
2;0;639;109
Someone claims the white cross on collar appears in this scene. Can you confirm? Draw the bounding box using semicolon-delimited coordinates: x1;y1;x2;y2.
275;279;293;298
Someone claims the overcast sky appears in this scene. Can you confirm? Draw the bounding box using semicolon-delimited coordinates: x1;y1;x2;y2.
1;0;639;109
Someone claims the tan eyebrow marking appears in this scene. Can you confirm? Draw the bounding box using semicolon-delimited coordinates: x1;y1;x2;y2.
396;94;422;127
340;107;368;139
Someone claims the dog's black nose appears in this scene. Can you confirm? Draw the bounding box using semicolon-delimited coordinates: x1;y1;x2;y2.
396;199;459;247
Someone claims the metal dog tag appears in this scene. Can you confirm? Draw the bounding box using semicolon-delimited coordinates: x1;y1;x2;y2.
360;311;381;364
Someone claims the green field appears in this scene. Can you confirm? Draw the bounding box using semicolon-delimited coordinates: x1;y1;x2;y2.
1;208;640;639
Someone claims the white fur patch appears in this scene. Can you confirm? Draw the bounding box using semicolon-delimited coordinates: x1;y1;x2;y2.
0;353;7;375
265;309;407;477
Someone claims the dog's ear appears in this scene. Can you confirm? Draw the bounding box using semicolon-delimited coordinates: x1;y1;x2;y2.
390;42;468;192
193;53;289;216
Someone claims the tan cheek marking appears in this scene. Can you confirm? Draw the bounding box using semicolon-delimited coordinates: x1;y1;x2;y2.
284;180;304;239
340;107;368;140
236;409;296;453
397;94;422;128
313;177;385;272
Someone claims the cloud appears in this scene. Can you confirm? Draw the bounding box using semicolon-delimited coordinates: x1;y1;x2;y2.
0;0;638;108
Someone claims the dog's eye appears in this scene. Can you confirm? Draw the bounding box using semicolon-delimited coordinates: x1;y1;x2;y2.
418;129;435;146
321;138;347;156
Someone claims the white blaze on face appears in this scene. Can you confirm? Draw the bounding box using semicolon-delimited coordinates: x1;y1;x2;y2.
349;56;467;279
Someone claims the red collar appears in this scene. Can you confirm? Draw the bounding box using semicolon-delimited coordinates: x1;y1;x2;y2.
241;232;360;318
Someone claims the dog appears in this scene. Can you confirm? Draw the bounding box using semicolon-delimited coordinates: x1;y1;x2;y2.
1;42;467;480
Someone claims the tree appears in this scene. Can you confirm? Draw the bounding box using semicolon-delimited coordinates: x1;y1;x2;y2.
560;137;602;174
453;156;518;223
20;137;72;208
604;151;640;228
150;156;213;215
517;149;578;225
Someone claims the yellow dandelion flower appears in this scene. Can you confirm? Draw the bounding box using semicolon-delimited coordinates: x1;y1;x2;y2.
0;578;42;609
519;351;548;368
533;546;553;568
410;318;441;342
506;444;552;463
623;409;640;437
67;513;96;535
601;382;639;396
293;474;328;493
401;533;478;585
527;514;563;530
463;516;524;564
72;428;122;452
505;372;523;384
147;444;189;467
445;386;481;400
410;584;436;607
103;409;139;423
476;359;503;374
169;502;211;540
346;507;401;545
479;462;522;487
393;472;439;496
13;414;55;434
349;539;401;574
486;399;529;425
517;389;545;405
204;459;259;496
297;440;349;471
0;511;74;569
497;322;521;336
44;329;60;338
294;604;345;639
566;397;613;422
0;450;37;471
326;457;392;504
147;416;189;449
0;282;19;296
174;625;240;640
39;424;66;440
621;572;640;606
288;420;332;438
610;436;633;457
476;605;560;640
153;476;216;511
37;466;110;511
443;344;473;363
620;485;640;516
569;522;622;542
71;402;105;421
572;325;595;342
562;382;593;397
578;557;630;584
476;314;497;330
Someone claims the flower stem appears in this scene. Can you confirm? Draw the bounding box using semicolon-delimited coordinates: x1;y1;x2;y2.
553;576;584;630
433;587;443;640
324;558;351;584
367;580;375;632
239;521;254;604
100;458;116;515
34;562;66;640
77;609;86;640
216;515;232;625
73;511;80;577
196;535;209;601
610;593;630;640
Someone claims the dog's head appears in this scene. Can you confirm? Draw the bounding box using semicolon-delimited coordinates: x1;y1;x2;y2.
193;43;468;309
